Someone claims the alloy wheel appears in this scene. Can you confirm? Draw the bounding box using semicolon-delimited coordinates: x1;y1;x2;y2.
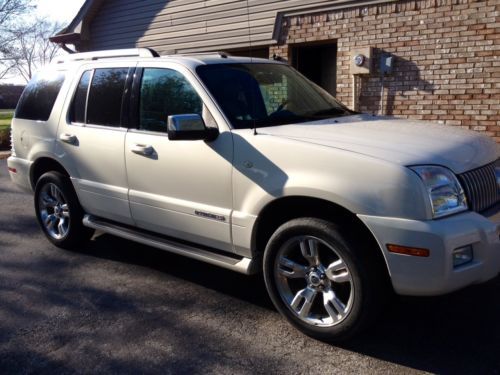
38;183;70;240
274;235;354;327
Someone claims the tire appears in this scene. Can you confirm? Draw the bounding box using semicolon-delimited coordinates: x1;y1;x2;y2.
34;171;94;249
263;217;389;342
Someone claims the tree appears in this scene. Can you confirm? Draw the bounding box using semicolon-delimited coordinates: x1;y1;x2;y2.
0;0;34;79
10;19;62;82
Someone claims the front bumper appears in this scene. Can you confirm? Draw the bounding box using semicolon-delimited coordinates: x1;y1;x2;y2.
7;156;33;193
359;207;500;296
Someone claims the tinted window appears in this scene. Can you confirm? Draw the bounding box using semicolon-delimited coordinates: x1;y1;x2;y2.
139;68;202;132
69;70;92;123
87;68;128;127
15;71;65;121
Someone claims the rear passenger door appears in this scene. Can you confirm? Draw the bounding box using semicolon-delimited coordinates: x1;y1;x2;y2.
124;63;234;251
56;63;135;225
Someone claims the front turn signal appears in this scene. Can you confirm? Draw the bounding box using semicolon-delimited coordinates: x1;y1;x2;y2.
387;244;430;257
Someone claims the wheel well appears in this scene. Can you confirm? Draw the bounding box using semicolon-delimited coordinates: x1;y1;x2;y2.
252;196;390;279
30;157;69;189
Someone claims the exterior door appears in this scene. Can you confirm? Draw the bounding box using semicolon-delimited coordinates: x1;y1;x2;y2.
56;63;135;225
125;64;234;251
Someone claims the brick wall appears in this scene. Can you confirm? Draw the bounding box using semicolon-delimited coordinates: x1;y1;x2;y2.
270;0;499;141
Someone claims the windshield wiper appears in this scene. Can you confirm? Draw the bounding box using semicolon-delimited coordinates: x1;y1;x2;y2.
306;107;352;118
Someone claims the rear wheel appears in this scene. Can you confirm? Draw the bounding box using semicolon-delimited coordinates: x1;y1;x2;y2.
34;171;94;249
263;217;388;341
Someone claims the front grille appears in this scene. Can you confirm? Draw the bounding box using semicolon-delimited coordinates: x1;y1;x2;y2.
458;161;499;213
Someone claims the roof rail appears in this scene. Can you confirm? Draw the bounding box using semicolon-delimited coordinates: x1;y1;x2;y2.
55;48;159;64
162;51;231;58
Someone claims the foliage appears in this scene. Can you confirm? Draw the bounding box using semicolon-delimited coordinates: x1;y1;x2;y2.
0;110;12;149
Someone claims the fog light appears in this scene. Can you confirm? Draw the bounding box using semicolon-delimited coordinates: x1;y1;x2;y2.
453;246;473;267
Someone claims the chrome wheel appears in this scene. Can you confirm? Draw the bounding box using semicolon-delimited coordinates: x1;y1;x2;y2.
38;183;70;240
274;235;354;327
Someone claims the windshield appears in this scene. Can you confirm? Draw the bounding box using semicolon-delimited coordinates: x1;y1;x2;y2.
196;63;353;129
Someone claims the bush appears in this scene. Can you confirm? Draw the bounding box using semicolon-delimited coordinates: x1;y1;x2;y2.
0;126;10;150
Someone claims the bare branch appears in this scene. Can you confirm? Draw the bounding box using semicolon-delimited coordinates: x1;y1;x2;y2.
0;0;35;79
2;17;65;83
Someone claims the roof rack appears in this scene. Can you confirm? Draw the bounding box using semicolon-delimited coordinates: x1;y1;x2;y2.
55;48;159;64
162;51;231;59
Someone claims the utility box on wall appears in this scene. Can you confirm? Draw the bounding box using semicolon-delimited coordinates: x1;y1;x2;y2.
350;47;372;75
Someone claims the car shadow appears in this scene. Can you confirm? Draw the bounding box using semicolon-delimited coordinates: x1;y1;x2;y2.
75;232;500;373
75;233;273;310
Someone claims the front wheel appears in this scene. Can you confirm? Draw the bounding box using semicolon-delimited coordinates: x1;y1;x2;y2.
263;218;388;342
34;171;94;249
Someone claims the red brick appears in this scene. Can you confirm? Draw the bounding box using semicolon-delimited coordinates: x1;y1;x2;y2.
272;0;500;141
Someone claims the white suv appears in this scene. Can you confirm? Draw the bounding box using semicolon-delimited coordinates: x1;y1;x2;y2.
7;48;500;341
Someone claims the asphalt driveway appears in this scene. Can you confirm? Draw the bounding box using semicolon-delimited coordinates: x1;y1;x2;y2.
0;159;499;374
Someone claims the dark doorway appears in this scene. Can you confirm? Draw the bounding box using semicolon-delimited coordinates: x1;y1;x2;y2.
291;43;337;96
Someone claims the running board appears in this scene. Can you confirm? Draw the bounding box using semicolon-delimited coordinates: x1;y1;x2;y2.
83;215;256;275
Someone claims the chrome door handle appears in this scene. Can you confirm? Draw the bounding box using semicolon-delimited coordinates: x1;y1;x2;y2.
59;133;77;144
131;144;154;156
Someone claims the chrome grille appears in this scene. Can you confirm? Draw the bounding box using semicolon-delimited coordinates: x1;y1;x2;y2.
458;161;499;213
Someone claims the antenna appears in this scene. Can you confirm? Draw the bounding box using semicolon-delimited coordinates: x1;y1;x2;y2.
245;0;258;135
244;0;252;58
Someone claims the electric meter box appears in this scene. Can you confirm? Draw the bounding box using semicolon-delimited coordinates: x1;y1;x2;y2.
350;47;372;75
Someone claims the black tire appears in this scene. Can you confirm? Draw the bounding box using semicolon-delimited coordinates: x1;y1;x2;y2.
263;217;389;342
34;171;94;249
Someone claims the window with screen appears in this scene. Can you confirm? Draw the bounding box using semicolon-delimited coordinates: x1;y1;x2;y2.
15;71;65;121
139;68;202;132
86;68;128;127
69;70;92;124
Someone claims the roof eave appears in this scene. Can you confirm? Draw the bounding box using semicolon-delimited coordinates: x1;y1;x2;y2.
49;32;81;44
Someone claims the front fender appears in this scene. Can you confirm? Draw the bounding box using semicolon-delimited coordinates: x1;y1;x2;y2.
232;130;429;220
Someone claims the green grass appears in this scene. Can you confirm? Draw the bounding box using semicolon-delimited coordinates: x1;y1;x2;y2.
0;110;13;127
0;110;14;118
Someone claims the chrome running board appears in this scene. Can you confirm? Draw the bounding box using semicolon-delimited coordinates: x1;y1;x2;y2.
83;215;256;275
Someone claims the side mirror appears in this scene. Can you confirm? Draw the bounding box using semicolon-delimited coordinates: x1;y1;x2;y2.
167;114;219;142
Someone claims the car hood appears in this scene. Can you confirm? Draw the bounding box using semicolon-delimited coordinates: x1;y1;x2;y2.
257;114;498;174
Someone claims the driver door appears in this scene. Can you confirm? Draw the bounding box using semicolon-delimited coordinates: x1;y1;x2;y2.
124;64;234;251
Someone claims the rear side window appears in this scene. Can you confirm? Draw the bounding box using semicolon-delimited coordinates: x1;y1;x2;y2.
70;70;92;124
15;71;65;121
86;68;128;127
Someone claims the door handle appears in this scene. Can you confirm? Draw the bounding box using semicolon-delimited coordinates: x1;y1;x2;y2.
131;144;154;156
59;133;77;144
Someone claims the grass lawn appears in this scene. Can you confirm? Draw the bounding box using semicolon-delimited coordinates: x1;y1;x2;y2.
0;110;13;127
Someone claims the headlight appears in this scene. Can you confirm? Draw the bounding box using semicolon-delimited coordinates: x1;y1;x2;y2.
411;165;468;218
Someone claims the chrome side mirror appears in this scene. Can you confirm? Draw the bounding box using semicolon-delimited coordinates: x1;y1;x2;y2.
167;114;219;141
